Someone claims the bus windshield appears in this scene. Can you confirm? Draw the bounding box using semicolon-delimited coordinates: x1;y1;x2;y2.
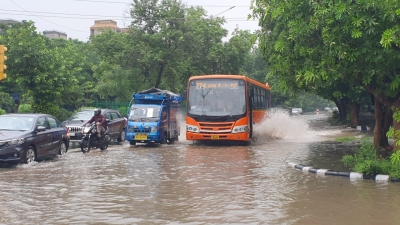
128;105;161;122
187;79;246;116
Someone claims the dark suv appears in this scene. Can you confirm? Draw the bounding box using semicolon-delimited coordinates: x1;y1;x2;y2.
63;109;127;142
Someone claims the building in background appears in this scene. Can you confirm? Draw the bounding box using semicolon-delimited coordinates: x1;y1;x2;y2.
90;20;127;36
43;30;68;40
0;19;22;34
0;19;21;25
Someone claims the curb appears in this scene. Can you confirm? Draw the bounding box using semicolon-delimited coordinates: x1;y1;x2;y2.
285;161;400;183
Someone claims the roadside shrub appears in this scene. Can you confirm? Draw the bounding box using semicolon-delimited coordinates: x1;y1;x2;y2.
56;108;74;122
19;104;32;113
118;106;128;116
0;108;6;115
334;137;358;143
342;138;400;178
328;111;342;125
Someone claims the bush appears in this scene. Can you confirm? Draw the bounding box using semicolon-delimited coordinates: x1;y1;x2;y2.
56;108;74;122
19;104;32;113
0;108;6;115
342;138;400;178
118;106;128;116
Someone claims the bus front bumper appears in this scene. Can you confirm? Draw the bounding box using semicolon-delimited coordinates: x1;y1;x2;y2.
186;132;249;141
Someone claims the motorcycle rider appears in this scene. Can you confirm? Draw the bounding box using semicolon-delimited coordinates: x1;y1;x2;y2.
83;108;106;137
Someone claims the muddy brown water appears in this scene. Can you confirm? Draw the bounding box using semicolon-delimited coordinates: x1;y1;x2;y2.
0;112;399;225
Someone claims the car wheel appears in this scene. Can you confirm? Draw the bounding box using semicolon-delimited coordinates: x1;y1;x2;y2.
59;141;67;155
117;130;126;142
24;147;36;164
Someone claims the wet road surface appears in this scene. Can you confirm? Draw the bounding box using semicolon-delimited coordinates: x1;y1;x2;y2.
1;112;399;224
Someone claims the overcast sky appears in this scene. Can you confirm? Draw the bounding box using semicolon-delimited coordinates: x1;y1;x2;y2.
1;0;260;42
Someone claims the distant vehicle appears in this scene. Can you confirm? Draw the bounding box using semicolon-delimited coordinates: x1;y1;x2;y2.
0;113;70;165
63;109;127;143
332;107;339;112
291;108;303;115
125;88;182;146
324;107;332;111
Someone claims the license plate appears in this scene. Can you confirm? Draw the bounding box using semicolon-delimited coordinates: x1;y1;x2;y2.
211;135;219;140
69;133;75;136
135;133;148;140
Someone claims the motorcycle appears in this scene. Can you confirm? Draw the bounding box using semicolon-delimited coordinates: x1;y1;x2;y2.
80;122;110;153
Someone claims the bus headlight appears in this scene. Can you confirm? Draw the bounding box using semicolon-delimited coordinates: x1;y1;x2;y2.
231;125;249;133
186;125;200;133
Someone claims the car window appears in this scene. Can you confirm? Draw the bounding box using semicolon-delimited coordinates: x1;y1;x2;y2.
68;111;93;121
105;112;112;120
47;117;61;129
36;117;50;129
0;116;34;131
111;112;120;120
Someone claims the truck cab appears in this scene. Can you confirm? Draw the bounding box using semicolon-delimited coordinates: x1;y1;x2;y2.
125;88;182;146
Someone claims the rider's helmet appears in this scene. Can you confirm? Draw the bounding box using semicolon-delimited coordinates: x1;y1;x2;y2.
94;108;101;116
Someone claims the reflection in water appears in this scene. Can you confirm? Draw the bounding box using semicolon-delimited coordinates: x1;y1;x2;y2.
0;113;400;224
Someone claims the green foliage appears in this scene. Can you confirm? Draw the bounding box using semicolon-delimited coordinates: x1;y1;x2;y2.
0;109;6;115
390;151;400;166
19;104;32;113
342;139;400;178
118;106;128;116
56;108;74;122
0;92;14;113
334;137;357;143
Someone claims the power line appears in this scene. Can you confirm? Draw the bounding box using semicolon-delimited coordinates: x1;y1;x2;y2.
72;0;250;7
0;10;255;21
7;0;87;33
1;9;129;19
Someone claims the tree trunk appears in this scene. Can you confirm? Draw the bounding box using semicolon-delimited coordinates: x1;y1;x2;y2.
382;105;393;148
350;102;359;128
154;63;165;88
373;98;385;148
338;98;347;122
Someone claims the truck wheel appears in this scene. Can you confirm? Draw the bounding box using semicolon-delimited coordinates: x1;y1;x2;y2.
174;131;179;142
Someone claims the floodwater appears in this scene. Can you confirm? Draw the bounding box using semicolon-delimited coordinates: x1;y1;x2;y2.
1;111;399;225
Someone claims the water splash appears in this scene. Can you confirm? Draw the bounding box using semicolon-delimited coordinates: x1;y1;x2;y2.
253;109;310;140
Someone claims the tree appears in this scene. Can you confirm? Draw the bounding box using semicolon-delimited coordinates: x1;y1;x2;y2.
252;0;400;149
0;21;65;115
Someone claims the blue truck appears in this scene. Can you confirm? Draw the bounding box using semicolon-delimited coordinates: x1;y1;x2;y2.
125;88;182;146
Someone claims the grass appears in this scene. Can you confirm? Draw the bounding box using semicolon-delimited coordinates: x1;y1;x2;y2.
334;137;358;143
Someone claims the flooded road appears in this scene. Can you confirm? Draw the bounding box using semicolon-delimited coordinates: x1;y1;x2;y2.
1;112;399;224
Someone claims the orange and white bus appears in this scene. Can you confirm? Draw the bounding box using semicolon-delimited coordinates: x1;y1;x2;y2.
185;75;271;143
